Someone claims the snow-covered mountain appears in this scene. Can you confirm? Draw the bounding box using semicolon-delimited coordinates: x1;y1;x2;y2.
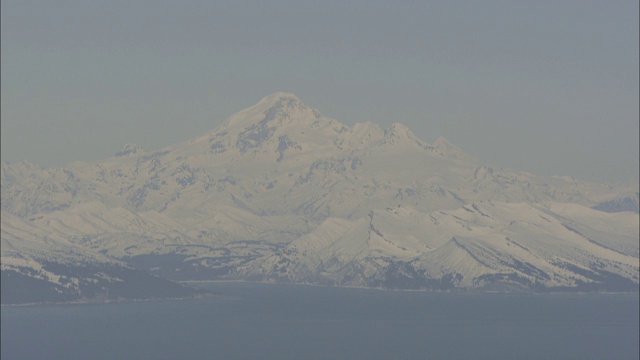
2;92;638;303
0;210;201;304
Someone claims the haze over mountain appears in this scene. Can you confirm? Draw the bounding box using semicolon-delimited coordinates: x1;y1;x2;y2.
2;93;638;304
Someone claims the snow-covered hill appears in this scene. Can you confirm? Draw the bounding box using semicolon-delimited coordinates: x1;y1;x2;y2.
2;92;638;302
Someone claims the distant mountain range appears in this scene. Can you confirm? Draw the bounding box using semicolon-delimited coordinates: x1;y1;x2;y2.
2;92;638;304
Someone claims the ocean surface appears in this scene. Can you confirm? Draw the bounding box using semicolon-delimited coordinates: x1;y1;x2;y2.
2;282;638;360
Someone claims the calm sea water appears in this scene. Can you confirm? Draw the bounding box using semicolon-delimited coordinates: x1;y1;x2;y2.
2;282;638;360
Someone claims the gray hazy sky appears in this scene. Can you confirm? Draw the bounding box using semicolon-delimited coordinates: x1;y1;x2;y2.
2;0;638;183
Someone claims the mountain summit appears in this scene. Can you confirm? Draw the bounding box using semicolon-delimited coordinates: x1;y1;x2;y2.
2;93;638;303
256;91;303;105
222;92;317;129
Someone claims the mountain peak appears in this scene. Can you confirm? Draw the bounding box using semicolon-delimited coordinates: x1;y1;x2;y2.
383;122;421;146
204;92;328;155
257;92;303;106
222;92;316;130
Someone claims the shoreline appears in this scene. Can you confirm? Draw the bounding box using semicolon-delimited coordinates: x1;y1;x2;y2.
3;280;638;307
1;292;216;308
182;279;640;296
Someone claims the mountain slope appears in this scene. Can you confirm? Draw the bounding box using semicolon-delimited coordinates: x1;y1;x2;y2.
1;213;201;304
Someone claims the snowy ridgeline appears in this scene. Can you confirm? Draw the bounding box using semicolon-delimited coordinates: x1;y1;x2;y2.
2;92;638;303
